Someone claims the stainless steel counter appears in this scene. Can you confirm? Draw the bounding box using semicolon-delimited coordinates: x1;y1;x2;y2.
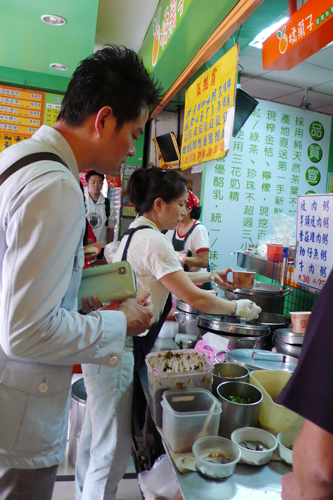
164;445;290;500
139;359;290;500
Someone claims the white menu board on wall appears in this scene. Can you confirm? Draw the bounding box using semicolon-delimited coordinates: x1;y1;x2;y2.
201;99;332;272
294;194;333;291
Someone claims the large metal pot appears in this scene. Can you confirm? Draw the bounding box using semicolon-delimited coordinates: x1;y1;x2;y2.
174;299;201;337
197;314;271;350
273;329;304;359
224;283;292;314
68;378;87;466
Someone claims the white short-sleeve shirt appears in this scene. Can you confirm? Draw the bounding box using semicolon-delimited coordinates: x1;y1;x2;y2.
113;216;182;325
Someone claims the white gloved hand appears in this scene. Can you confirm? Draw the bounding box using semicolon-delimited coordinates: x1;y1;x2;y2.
234;299;261;322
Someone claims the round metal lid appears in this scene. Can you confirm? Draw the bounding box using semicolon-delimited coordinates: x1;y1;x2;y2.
274;329;305;345
255;312;288;327
197;314;270;336
224;348;298;372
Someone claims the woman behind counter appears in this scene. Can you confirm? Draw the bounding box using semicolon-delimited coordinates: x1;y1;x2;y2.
165;189;209;273
75;167;261;500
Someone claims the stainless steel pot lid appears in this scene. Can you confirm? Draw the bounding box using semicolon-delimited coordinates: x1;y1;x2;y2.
176;299;201;315
274;329;304;345
197;315;270;336
225;283;292;297
223;348;298;372
254;312;288;327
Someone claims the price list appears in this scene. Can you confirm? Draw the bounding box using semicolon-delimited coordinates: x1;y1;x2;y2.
0;85;44;136
44;93;63;126
295;193;333;291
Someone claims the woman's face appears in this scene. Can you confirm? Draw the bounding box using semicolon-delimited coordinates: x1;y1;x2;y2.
160;191;187;230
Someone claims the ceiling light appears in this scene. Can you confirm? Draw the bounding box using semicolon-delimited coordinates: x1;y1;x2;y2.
50;63;69;71
41;15;66;26
249;16;289;49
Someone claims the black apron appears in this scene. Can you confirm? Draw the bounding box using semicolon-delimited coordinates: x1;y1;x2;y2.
121;225;172;434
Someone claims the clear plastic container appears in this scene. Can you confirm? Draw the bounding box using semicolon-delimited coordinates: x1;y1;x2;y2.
193;436;241;479
161;389;221;453
145;350;213;428
249;370;304;435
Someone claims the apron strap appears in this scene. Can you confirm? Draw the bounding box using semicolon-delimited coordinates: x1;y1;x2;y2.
121;226;151;261
119;225;172;368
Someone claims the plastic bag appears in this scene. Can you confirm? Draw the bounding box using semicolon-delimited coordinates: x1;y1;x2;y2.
137;454;183;500
194;333;229;364
257;214;296;258
104;241;120;263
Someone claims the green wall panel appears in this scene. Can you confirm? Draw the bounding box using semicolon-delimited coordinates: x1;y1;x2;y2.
0;66;69;94
141;0;289;107
140;0;239;94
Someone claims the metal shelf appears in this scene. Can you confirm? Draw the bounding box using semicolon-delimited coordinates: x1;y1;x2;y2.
234;252;286;280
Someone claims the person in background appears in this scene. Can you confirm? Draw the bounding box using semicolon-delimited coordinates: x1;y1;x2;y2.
165;189;209;273
79;181;97;246
76;167;261;500
0;45;160;500
84;218;97;246
84;169;117;259
277;269;333;500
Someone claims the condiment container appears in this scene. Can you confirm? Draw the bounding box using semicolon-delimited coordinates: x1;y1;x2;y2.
290;311;311;334
266;243;284;262
212;362;249;397
249;370;304;435
193;436;241;479
277;428;302;465
161;389;221;453
231;427;277;465
145;349;213;428
216;381;263;438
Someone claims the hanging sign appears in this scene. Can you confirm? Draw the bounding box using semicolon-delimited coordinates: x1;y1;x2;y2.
180;44;239;170
295;193;333;292
262;0;333;70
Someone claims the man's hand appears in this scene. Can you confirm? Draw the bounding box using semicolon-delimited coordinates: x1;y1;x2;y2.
80;295;102;313
80;295;154;337
281;472;302;500
118;298;154;337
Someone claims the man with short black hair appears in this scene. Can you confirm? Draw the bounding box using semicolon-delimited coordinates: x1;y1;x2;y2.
0;44;161;499
85;169;117;258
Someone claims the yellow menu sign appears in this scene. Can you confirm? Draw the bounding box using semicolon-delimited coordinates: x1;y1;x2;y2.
0;85;45;137
180;44;239;169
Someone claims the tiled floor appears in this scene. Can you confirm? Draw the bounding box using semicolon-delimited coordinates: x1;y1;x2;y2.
52;477;142;500
52;372;143;500
52;453;142;500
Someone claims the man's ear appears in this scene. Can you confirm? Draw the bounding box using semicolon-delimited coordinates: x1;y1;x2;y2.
153;197;164;213
95;106;114;137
